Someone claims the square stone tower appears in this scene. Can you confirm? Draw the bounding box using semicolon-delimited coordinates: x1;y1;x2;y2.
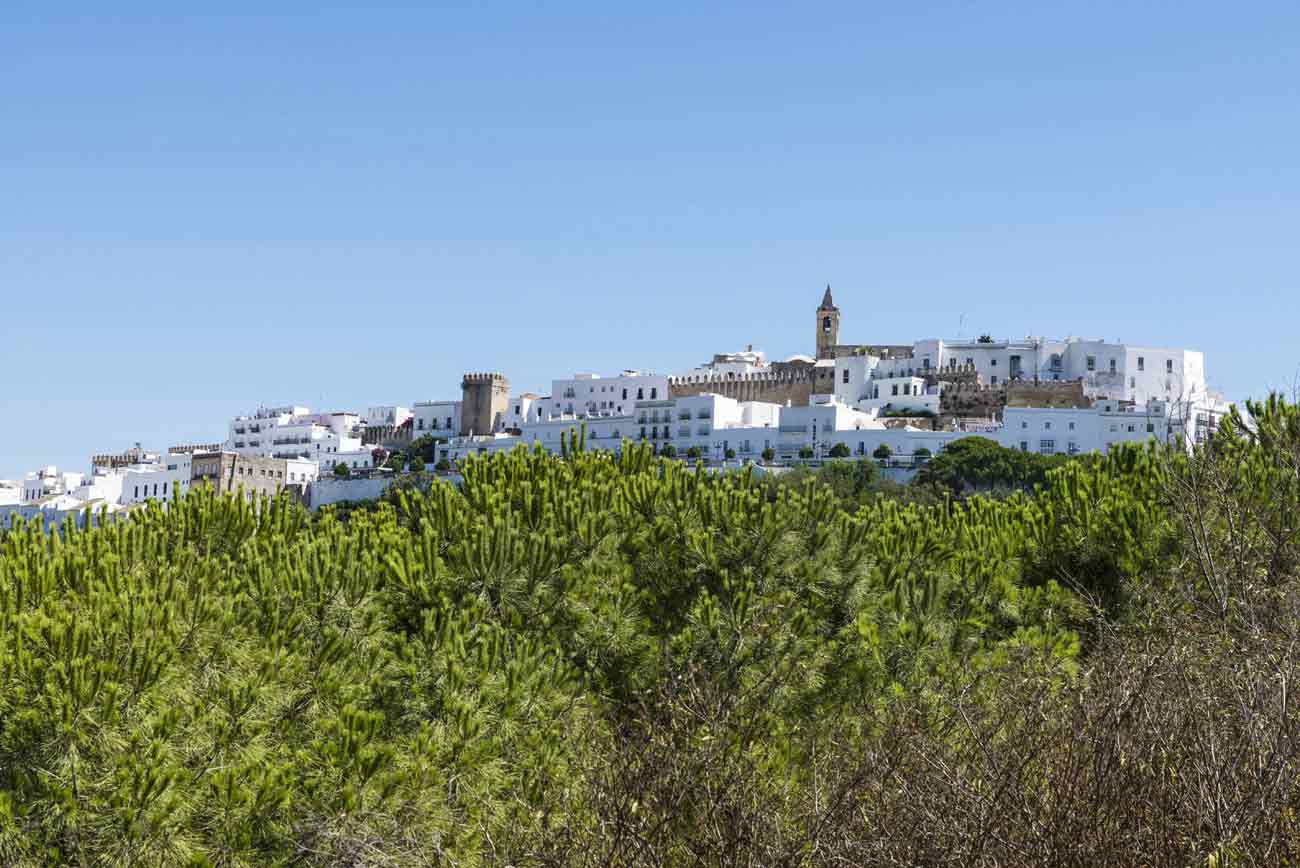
460;372;510;436
816;285;840;360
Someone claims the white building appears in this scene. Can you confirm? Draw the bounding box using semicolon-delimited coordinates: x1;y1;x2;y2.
869;336;1209;407
365;406;413;427
412;400;461;438
20;467;85;502
547;371;670;420
225;406;371;471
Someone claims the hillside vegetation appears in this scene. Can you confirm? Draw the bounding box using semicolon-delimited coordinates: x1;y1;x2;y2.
1;397;1299;866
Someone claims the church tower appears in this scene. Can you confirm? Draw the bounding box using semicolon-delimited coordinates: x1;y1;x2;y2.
815;284;840;359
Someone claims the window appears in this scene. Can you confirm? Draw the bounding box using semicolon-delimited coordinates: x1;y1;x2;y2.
1146;423;1155;433
1130;377;1136;388
1044;421;1052;430
1167;359;1174;373
622;388;628;399
1068;421;1075;430
1127;424;1135;433
891;384;899;396
990;375;998;385
134;486;139;498
163;483;168;495
637;388;644;400
418;418;424;430
1109;359;1117;374
651;387;658;399
1021;421;1028;429
1040;439;1056;454
1019;441;1029;452
1137;356;1145;371
991;358;998;366
1087;356;1096;371
822;315;832;333
842;369;849;384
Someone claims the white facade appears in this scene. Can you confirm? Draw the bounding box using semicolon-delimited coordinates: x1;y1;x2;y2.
869;336;1209;406
20;467;85;503
226;406;366;470
412;400;461;438
119;452;194;506
501;394;543;431
365;405;413;427
548;371;669;419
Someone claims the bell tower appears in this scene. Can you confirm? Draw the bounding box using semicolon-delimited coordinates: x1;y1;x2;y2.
815;284;840;359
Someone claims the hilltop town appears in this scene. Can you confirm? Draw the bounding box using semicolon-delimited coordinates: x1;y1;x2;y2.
1;287;1228;524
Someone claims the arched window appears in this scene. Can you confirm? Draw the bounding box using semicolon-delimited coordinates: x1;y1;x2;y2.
651;387;658;399
637;388;644;399
822;316;832;333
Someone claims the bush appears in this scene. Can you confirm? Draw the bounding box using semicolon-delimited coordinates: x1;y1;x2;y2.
761;447;776;463
873;443;892;461
660;444;678;458
333;461;351;478
686;446;702;460
798;447;814;460
828;442;851;458
434;458;451;472
724;448;737;460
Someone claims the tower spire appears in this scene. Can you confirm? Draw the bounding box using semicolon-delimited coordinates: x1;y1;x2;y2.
819;284;836;310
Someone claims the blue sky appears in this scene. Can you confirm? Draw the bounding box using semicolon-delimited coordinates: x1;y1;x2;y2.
3;1;1299;478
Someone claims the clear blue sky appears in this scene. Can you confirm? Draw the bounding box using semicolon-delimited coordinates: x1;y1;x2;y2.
3;1;1298;478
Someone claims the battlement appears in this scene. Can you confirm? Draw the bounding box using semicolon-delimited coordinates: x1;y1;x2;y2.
461;372;508;385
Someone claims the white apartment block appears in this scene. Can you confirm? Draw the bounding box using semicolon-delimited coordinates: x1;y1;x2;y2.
548;371;670;420
225;406;372;471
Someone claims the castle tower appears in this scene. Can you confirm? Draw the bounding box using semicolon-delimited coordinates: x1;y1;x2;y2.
815;284;840;360
460;372;510;436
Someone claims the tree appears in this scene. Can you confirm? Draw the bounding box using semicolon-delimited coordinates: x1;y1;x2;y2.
798;447;814;460
407;433;442;464
873;443;893;462
407;453;426;471
660;444;678;458
434;458;451;472
762;447;776;463
333;462;351;478
686;446;702;460
828;442;851;458
725;448;737;460
977;333;994;343
913;447;932;461
916;435;1073;494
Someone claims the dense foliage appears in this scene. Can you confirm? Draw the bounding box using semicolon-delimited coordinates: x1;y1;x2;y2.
2;397;1299;865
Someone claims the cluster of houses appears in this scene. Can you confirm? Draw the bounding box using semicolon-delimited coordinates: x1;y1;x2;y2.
1;288;1229;527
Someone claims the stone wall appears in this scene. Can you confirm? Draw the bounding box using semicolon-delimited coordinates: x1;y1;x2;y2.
940;378;1090;420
